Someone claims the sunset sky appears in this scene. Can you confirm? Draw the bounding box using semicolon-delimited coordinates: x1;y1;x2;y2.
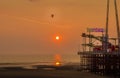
0;0;120;55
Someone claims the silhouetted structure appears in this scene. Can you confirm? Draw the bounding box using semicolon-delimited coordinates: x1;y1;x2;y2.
78;0;120;77
78;51;120;76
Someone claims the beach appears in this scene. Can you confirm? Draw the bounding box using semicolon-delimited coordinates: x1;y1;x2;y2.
0;70;108;78
0;66;109;78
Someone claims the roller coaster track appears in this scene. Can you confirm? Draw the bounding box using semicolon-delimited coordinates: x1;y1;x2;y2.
81;33;116;47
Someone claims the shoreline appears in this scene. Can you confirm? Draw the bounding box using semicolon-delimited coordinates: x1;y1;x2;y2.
0;65;109;78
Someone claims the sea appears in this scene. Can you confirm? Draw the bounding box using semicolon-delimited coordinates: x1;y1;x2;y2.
0;54;80;68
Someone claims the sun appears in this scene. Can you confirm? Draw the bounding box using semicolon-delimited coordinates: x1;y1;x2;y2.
56;36;60;40
53;34;62;42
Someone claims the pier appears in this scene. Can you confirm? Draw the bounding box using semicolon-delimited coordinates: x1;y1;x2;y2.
78;51;120;76
78;0;120;76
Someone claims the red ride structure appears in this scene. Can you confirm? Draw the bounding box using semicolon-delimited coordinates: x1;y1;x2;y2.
78;0;120;77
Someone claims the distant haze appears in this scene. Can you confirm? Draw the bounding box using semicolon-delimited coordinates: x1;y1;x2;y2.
0;0;120;55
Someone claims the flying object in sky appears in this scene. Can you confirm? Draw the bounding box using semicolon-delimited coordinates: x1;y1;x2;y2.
51;14;54;18
29;0;34;2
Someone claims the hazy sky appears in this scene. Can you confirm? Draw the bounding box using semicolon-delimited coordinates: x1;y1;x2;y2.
0;0;120;55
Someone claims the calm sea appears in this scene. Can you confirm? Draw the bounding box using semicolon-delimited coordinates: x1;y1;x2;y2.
0;54;80;67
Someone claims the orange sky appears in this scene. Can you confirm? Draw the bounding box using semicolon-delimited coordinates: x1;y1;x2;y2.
0;0;120;55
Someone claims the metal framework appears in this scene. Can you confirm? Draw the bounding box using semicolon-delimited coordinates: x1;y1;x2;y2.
78;51;120;76
78;0;120;77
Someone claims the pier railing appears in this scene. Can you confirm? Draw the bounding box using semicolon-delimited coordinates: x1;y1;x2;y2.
78;51;120;76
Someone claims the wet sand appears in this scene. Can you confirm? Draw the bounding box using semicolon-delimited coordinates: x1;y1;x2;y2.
0;68;109;78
